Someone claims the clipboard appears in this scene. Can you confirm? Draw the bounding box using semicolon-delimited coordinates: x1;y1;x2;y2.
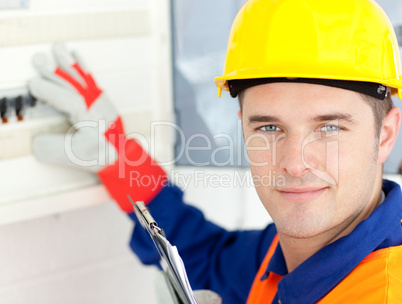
128;196;198;304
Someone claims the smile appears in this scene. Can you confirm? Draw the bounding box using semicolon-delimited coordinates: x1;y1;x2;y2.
277;187;328;202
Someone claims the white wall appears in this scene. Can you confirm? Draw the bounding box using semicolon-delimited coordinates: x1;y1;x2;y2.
0;0;272;302
0;167;273;304
0;203;158;304
0;0;173;303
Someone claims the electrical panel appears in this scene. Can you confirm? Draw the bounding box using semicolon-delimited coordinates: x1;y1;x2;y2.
0;0;173;222
0;88;71;160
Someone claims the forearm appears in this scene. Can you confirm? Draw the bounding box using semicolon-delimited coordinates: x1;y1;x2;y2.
127;183;277;303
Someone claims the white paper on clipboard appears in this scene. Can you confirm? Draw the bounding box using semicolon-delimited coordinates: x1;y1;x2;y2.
128;196;198;304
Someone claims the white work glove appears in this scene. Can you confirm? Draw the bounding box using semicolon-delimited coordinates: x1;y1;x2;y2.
29;43;118;172
29;44;167;212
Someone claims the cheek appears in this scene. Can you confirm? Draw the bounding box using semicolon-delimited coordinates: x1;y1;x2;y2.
337;132;378;199
245;132;277;167
248;150;273;167
334;139;378;220
248;152;275;189
246;140;277;189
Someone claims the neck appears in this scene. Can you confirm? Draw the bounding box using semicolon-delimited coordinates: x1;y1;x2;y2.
279;172;383;273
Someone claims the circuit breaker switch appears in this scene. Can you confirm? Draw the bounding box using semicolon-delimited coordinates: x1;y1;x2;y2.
0;97;8;123
15;96;24;121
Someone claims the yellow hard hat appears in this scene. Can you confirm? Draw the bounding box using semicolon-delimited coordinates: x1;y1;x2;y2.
214;0;402;99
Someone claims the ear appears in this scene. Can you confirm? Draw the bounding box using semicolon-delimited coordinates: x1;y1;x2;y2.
378;107;401;164
237;110;242;120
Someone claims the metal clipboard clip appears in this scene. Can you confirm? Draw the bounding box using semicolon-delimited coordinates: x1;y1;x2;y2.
128;196;198;304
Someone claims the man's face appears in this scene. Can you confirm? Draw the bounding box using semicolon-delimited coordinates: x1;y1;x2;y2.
241;82;381;239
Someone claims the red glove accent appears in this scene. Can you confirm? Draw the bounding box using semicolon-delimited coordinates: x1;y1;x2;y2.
97;138;167;213
99;116;167;212
55;63;102;108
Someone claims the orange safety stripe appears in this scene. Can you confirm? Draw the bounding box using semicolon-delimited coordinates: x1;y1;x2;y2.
246;235;402;304
317;245;402;303
246;235;283;303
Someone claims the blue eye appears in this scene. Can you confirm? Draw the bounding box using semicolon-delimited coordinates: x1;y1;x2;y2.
260;125;281;132
318;125;340;132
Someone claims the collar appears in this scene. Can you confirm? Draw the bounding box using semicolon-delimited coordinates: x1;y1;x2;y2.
261;180;402;304
380;190;385;205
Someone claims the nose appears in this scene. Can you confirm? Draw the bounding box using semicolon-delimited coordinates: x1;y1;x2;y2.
278;132;319;178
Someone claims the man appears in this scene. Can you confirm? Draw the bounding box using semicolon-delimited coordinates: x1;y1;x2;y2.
30;0;402;303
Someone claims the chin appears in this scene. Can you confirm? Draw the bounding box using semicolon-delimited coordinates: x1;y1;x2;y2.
276;215;330;239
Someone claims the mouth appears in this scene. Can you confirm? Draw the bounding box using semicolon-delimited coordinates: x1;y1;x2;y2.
277;187;328;202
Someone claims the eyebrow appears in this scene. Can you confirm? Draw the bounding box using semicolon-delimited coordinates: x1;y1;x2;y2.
248;112;357;125
312;113;357;124
248;115;280;125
